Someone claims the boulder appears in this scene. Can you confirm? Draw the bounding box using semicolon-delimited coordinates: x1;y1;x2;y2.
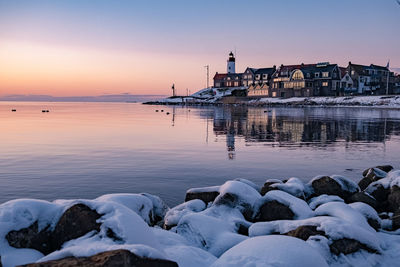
285;225;325;241
392;209;400;230
185;187;220;204
330;238;377;255
6;204;102;255
366;184;390;212
388;186;400;212
18;249;178;267
362;165;393;176
347;192;377;210
311;176;350;199
254;200;294;222
359;167;388;190
6;221;52;255
260;180;281;196
51;204;102;250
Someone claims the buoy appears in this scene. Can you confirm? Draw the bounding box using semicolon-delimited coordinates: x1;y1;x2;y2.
11;109;16;112
46;110;50;112
155;110;159;112
161;110;164;112
166;112;170;115
42;110;46;112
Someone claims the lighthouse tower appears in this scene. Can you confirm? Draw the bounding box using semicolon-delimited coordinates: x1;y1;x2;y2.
227;51;235;74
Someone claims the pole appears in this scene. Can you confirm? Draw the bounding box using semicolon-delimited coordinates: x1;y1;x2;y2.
386;69;390;95
386;60;390;95
204;65;209;88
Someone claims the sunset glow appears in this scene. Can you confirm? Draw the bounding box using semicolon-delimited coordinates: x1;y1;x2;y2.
0;0;399;97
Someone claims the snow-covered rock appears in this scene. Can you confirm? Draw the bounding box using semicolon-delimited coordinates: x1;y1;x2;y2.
164;199;206;229
211;235;328;267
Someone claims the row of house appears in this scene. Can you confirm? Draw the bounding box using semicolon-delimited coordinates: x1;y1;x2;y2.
213;52;399;97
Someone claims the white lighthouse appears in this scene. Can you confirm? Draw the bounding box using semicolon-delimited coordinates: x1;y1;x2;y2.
227;51;235;74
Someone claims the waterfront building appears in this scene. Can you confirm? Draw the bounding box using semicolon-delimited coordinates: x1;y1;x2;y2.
346;62;394;95
246;67;276;97
213;52;243;88
270;63;341;98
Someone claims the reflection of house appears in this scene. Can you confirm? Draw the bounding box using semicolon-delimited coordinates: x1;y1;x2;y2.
208;106;400;152
270;63;341;98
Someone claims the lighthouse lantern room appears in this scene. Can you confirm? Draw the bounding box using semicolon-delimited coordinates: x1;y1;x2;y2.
227;51;235;74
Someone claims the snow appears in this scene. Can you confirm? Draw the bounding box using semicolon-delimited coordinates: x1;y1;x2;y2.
164;199;206;228
96;193;155;225
211;235;328;267
249;216;382;253
270;177;310;199
213;180;261;209
308;194;344;210
252;95;400;107
314;202;373;231
163;245;217;267
176;211;247;257
349;202;381;226
255;190;314;219
2;174;400;267
186;186;220;194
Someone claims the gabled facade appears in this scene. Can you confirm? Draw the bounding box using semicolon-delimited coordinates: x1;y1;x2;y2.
246;66;276;97
269;63;341;98
346;62;395;95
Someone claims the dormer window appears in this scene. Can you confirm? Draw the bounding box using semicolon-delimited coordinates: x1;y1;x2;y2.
315;72;320;78
322;72;329;78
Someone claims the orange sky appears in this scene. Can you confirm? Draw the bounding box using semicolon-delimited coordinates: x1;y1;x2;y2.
0;40;209;96
0;0;399;97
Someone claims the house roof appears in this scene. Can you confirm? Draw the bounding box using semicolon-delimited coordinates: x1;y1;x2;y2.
369;64;389;71
213;73;227;80
339;67;347;77
255;67;276;76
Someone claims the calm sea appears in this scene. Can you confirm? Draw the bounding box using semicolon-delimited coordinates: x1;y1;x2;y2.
1;102;399;206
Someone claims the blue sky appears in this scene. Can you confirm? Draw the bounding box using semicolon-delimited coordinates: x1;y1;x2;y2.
0;0;399;95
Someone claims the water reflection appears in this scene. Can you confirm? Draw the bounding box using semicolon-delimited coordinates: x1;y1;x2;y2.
198;107;400;159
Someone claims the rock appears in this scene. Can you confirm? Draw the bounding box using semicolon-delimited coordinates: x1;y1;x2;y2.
388;186;400;212
347;192;377;210
51;204;102;250
367;218;381;231
362;165;393;176
392;209;400;230
18;249;178;267
285;225;325;241
7;204;104;255
359;167;388;190
6;221;52;255
185;189;219;204
366;184;390;212
330;238;377;255
260;180;281;196
254;200;294;222
311;176;353;200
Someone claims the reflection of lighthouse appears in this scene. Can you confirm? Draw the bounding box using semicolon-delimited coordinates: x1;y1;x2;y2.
227;121;235;160
227;51;235;74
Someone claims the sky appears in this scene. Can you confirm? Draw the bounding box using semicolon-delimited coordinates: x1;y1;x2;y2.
0;0;399;97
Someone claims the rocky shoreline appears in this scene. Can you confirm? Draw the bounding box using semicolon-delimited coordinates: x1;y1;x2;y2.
1;165;400;266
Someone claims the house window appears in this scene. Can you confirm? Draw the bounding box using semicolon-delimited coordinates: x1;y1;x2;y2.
351;70;355;75
255;74;260;80
322;72;329;78
315;72;320;78
306;73;310;78
322;82;328;87
262;74;267;79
